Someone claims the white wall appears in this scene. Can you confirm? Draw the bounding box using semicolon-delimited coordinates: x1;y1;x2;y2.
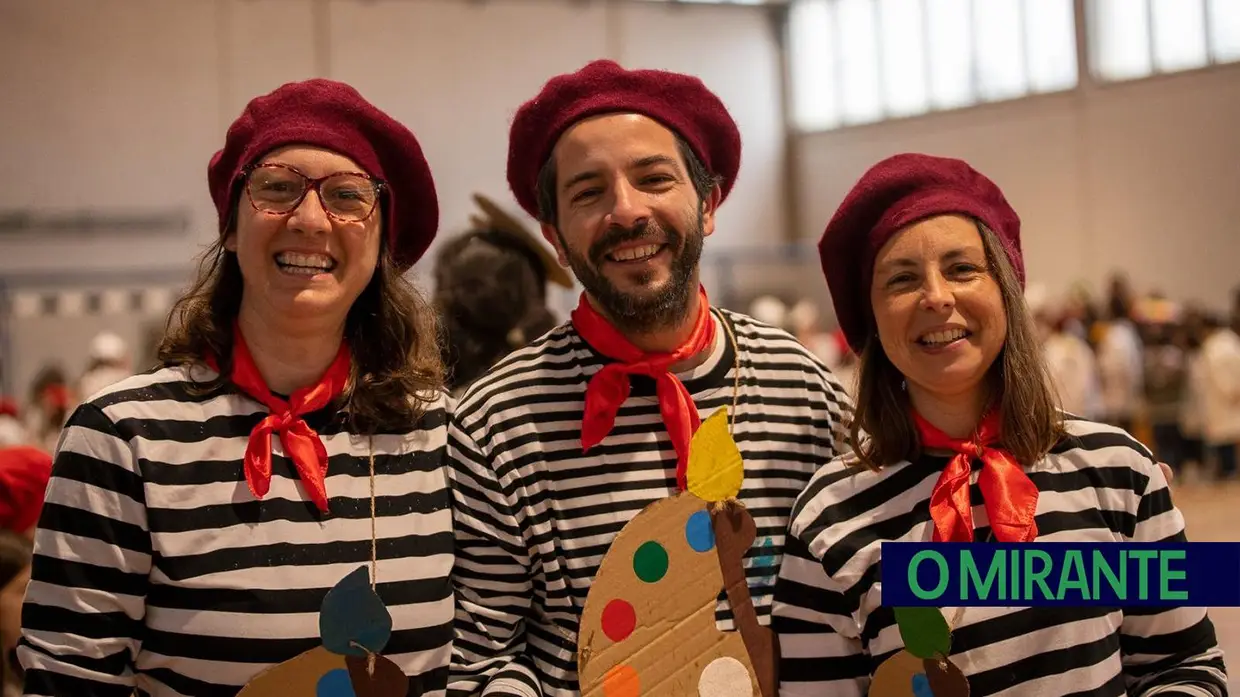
792;64;1240;313
0;0;787;283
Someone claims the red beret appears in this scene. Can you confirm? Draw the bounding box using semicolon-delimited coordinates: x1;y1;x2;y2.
208;79;438;271
819;153;1024;354
507;60;742;220
0;446;52;534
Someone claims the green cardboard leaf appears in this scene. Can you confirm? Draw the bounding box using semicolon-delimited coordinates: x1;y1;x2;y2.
893;607;950;660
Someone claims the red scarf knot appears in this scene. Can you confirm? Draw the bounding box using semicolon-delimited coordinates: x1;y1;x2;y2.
915;409;1040;543
572;287;717;492
211;324;351;513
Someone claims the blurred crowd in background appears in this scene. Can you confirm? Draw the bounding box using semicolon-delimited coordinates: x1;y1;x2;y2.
757;271;1240;483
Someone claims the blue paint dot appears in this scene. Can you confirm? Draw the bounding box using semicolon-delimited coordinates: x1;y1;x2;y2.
685;510;715;552
911;672;934;697
316;668;356;697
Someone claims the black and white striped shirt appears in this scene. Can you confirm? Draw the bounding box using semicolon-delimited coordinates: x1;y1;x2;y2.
447;309;853;697
18;365;455;697
773;417;1228;697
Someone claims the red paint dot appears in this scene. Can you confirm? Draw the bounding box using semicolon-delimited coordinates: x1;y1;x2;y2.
601;599;637;642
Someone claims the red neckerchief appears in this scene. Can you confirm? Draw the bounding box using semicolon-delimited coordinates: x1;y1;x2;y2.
211;325;351;512
572;286;716;491
915;409;1039;543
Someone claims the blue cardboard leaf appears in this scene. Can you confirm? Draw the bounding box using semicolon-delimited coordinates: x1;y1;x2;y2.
320;566;392;657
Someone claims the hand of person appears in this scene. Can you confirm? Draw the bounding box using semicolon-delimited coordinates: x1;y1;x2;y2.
1159;461;1174;482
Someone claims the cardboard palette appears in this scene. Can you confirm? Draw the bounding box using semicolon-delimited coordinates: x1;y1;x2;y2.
577;409;777;697
870;608;969;696
236;566;410;697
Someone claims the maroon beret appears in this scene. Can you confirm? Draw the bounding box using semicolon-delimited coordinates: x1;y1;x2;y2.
507;59;742;220
819;153;1024;354
208;78;438;271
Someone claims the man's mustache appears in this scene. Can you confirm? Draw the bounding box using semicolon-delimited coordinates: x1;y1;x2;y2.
588;222;681;263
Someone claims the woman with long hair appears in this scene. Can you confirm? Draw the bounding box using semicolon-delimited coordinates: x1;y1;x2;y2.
773;154;1224;696
18;79;453;696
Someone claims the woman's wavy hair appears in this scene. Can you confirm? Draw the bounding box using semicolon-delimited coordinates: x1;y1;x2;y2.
158;185;443;433
847;220;1063;470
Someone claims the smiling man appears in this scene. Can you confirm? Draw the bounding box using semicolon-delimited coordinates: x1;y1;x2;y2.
446;60;854;697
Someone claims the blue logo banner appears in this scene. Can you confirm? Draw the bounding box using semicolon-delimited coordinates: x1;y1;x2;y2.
880;542;1240;607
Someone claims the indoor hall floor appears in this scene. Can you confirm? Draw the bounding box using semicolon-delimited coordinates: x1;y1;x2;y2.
1171;473;1239;690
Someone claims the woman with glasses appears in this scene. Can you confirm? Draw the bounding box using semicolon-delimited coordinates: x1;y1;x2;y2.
18;80;453;696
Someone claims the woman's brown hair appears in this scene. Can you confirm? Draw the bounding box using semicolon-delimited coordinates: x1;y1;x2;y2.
847;220;1063;469
158;224;444;433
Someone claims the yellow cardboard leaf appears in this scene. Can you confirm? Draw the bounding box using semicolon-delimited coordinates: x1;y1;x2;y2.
686;408;743;502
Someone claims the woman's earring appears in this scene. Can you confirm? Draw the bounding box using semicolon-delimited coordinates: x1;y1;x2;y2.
901;379;907;392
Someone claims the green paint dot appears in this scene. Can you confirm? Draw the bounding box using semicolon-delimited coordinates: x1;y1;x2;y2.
633;541;669;583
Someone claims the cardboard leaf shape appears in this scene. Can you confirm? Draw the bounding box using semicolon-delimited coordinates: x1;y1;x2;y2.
686;408;743;503
893;607;950;660
321;566;393;657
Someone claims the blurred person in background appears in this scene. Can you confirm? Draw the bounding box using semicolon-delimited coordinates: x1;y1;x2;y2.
1061;282;1096;344
24;366;71;453
0;363;26;447
1176;310;1208;471
0;446;52;540
76;331;133;401
1037;302;1104;420
788;298;843;370
0;446;49;697
775;153;1224;695
749;293;789;332
434;193;572;396
1199;312;1240;480
0;401;26;449
1096;273;1144;432
1143;320;1189;472
18;79;455;697
1;531;33;697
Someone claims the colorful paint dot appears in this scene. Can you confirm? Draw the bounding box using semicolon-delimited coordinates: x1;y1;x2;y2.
316;668;357;697
603;664;641;697
685;510;715;553
697;656;752;697
911;673;933;697
632;541;669;583
601;599;637;642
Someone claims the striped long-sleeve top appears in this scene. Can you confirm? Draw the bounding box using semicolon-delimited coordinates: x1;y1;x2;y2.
447;309;853;697
17;365;455;697
772;416;1228;696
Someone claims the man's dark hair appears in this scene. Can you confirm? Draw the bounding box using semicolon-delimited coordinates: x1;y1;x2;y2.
534;137;720;226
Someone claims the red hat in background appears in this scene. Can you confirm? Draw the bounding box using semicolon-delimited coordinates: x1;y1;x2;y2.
208;78;439;271
507;59;742;220
818;153;1023;354
0;446;53;534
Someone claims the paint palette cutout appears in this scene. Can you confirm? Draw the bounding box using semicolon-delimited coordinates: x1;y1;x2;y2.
236;566;410;697
870;650;969;697
870;608;969;696
577;408;778;697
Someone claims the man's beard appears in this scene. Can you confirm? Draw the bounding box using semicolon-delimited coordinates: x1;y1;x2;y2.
558;213;705;335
